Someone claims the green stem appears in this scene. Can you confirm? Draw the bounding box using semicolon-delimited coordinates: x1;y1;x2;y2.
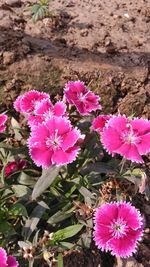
119;158;126;174
29;259;34;267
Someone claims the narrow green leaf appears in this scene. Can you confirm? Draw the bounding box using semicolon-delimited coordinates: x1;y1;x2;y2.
32;165;60;200
23;201;49;239
59;242;74;249
58;253;63;267
47;210;72;225
53;224;83;241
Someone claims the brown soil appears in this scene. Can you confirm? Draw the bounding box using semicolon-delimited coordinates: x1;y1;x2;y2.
0;0;150;266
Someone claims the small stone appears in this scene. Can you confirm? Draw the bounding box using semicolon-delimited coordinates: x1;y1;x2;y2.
3;51;15;65
80;29;89;37
5;0;22;7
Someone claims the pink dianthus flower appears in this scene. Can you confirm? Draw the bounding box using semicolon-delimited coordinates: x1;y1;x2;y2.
0;114;7;133
28;116;84;168
28;99;67;128
101;115;150;163
93;202;143;258
5;159;27;177
64;81;101;115
0;247;19;267
14;90;50;114
92;115;112;133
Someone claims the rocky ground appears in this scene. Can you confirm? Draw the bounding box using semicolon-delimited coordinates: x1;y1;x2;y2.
0;0;150;266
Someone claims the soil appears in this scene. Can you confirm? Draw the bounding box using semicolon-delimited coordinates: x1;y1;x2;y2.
0;0;150;266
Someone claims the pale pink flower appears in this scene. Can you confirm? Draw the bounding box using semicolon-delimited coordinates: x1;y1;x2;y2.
101;116;150;163
28;116;84;168
0;247;19;267
93;202;143;258
0;114;7;133
64;81;101;115
14;90;50;114
28;99;67;128
92;115;112;133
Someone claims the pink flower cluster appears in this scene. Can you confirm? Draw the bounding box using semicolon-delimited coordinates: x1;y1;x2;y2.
0;114;7;133
93;202;143;258
64;81;101;115
14;82;100;168
0;247;19;267
93;115;150;163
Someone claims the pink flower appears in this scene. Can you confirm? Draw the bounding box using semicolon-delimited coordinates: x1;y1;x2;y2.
28;116;84;168
93;202;143;258
64;81;101;115
28;99;67;128
0;247;19;267
13;95;23;113
14;90;50;114
92;115;112;133
0;114;7;133
101;116;150;163
5;159;27;177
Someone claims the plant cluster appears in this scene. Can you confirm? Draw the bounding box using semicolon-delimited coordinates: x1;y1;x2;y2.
0;81;150;266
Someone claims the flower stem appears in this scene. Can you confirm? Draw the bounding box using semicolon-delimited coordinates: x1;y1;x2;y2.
119;158;126;174
29;260;34;267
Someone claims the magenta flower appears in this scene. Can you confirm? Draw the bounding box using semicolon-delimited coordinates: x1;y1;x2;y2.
92;115;112;133
28;99;67;128
14;90;50;114
13;95;23;113
0;247;19;267
0;114;7;133
93;202;143;258
5;159;27;177
28;116;84;168
101;115;150;163
64;81;101;115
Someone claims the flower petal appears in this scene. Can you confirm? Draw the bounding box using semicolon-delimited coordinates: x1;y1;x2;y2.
7;255;19;267
109;228;143;258
53;101;66;117
61;128;81;151
115;143;143;163
101;127;123;154
117;202;143;230
52;147;79;166
0;247;7;267
136;133;150;155
29;147;53;168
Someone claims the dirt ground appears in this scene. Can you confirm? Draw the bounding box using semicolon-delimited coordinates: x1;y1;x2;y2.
0;0;150;266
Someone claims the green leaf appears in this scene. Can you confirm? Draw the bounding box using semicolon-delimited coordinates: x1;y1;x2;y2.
53;224;83;242
0;221;16;236
11;117;22;141
32;165;60;200
81;162;114;175
47;209;72;225
59;242;74;249
18;172;36;186
23;201;49;239
32;2;49;23
12;185;31;198
9;203;28;218
58;253;63;267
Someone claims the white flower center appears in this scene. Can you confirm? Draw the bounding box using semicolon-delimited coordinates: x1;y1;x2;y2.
110;218;127;238
43;109;54;120
46;130;62;149
122;123;141;144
